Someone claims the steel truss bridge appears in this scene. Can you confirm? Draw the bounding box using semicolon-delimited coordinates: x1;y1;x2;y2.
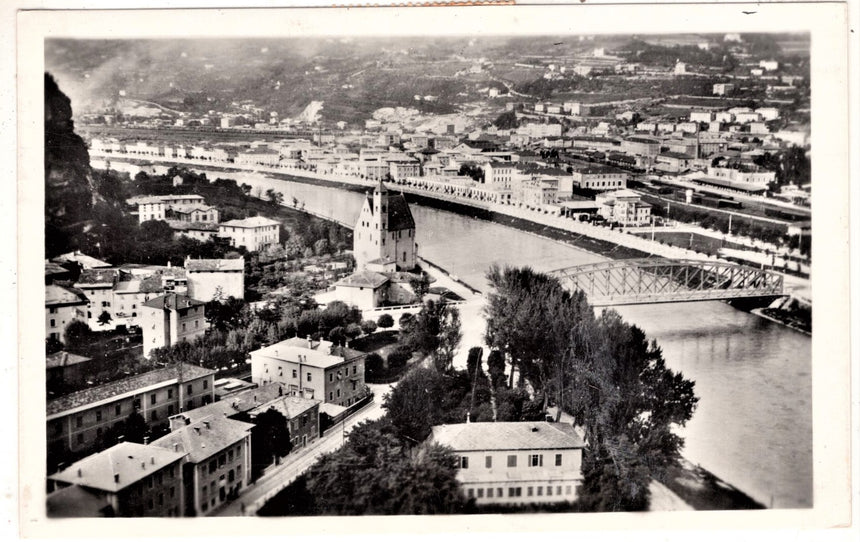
550;258;785;306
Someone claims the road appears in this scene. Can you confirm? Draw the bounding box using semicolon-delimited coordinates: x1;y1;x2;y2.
212;383;392;516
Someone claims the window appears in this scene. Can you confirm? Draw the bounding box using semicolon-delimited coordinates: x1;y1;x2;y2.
336;389;340;398
329;373;333;382
477;488;484;498
497;488;503;498
485;456;492;468
537;486;543;496
508;487;516;498
555;454;562;467
168;405;174;416
150;393;157;405
50;319;56;328
507;455;517;468
209;460;217;474
527;487;533;497
329;392;333;401
76;433;84;444
292;369;297;379
76;416;83;428
219;454;226;467
228;450;233;462
529;454;543;467
307;372;312;382
460;456;469;469
182;323;186;332
95;410;102;422
151;410;158;421
187;384;193;394
186;400;193;410
168;389;173;399
467;488;474;498
229;469;235;483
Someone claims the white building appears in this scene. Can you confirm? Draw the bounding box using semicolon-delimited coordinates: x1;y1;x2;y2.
707;166;776;186
596;189;652;226
353;181;417;272
185;257;245;302
141;294;206;358
429;422;585;505
218;216;280;252
46;285;88;343
483;162;514;190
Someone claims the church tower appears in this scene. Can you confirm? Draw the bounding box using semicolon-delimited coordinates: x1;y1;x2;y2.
353;180;417;271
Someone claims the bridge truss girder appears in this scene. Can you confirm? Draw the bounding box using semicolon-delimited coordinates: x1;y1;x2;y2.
551;258;784;307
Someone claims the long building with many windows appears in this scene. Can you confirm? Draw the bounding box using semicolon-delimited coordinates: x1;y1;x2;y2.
429;421;585;505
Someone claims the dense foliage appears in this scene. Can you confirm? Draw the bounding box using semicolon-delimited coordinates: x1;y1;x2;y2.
484;265;698;511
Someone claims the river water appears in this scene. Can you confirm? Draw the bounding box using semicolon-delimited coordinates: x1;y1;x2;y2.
104;162;813;509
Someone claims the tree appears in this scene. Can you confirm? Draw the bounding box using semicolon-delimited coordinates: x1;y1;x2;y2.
97;310;113;327
252;407;293;476
64;320;92;350
345;323;363;341
327;326;346;345
398;312;414;330
408;273;431;302
383;367;446;442
265;188;284;206
365;352;384;378
486;349;507;389
377;313;394;329
122;411;149;444
402;300;462;374
360;320;378;335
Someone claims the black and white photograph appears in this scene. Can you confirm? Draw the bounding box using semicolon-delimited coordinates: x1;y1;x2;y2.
11;1;856;538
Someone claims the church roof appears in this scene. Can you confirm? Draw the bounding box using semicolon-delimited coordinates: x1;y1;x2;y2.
365;189;415;232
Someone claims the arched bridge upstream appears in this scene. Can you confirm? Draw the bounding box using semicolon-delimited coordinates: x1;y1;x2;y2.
549;258;785;307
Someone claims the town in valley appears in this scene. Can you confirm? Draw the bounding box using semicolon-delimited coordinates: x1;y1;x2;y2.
42;33;812;518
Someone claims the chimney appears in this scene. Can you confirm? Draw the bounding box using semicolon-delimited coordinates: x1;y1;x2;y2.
62;352;69;366
173;443;179;452
278;386;283;397
151;456;155;465
143;436;149;445
203;421;210;429
141;462;146;470
77;468;82;478
531;426;539;432
466;412;470;424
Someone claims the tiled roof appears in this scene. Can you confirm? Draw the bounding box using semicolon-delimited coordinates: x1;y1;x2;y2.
219;216;280;228
185;258;245;272
45;284;88;307
384;193;415;231
46;351;92;369
151;415;253;464
252;337;363;369
166;220;219;232
45;261;70;276
247;394;321;420
48;441;186;492
47;364;215;417
74;268;120;288
178;382;283;423
335;270;389;289
52;251;112;269
430;422;585;452
142;293;205;310
46;485;113;517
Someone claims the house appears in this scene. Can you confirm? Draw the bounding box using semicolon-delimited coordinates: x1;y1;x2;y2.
152;415;253;516
218;216;281;252
111;274;165;330
47;441;187;517
47;351;96;390
166;204;220;224
707;165;776;186
428;421;585;505
247;393;321;451
353;180;417;272
46;364;215;471
332;270;390;310
166;221;220;242
45;284;88;343
570;166;628;191
74;269;122;330
127;195;207;224
621;136;660;158
712;83;735;96
596;190;652;226
655;152;694;173
141;294;206;358
250;337;367;408
483;162;514;190
185;257;245;302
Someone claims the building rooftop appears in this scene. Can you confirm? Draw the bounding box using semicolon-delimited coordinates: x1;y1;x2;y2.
220;216;281;229
185;258;245;273
52;251;112;269
74;268;121;288
46;351;92;369
45;284;88;307
45;261;71;277
113;275;164;295
252;337;364;369
151;415;254;464
247;393;321;420
335;270;390;289
364;186;416;232
169;203;219;214
166;220;220;232
142;293;205;311
430;421;585;451
48;441;187;492
47;364;215;417
127;194;205;205
46;484;113;518
177;382;286;423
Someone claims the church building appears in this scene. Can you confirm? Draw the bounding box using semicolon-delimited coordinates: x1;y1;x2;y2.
353;181;417;272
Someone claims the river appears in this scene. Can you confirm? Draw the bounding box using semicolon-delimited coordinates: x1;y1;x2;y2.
102;161;813;509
